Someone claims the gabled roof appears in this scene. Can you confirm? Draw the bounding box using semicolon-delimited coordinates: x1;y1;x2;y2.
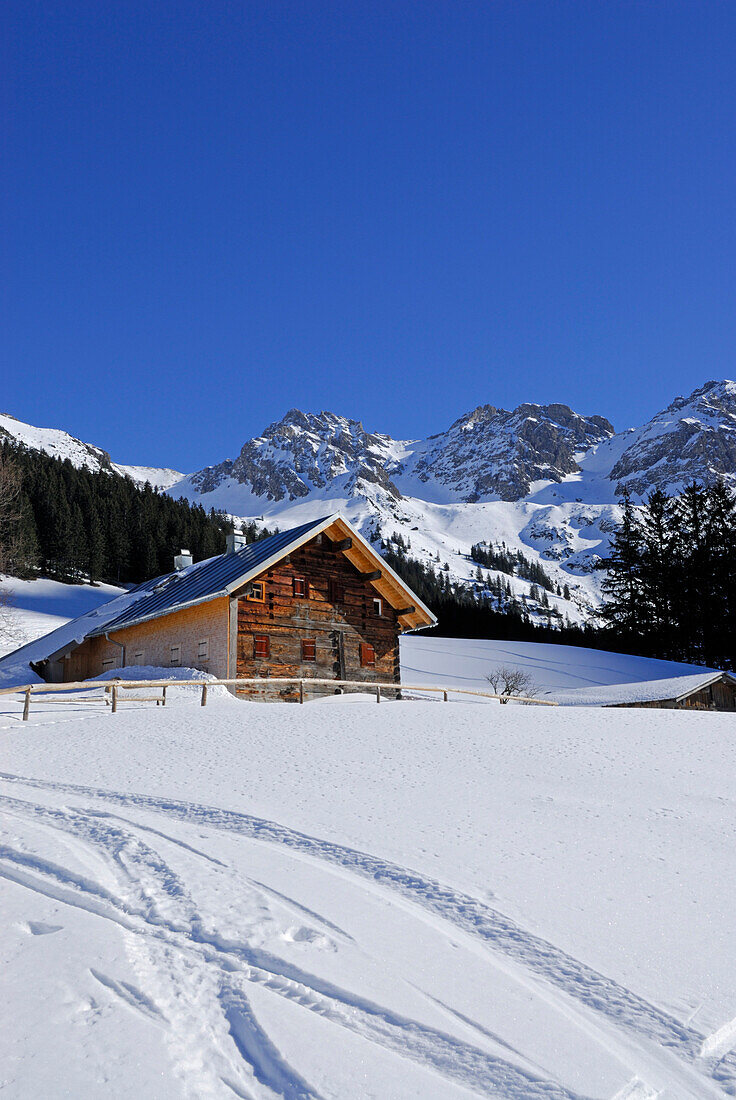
84;513;435;637
0;514;436;685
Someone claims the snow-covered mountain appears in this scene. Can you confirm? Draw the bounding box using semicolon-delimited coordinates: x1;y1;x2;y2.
603;378;736;497
178;380;736;510
168;380;736;621
0;412;183;491
399;403;615;502
4;380;736;624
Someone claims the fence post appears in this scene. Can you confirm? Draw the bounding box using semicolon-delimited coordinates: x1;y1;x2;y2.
162;685;167;707
299;680;304;704
201;683;208;707
376;686;381;704
22;687;31;721
443;690;448;702
111;684;118;713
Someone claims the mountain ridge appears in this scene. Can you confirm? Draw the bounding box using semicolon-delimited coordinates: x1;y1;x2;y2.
3;379;735;625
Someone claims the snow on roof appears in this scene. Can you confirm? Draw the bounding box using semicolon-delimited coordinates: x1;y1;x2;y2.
549;671;733;707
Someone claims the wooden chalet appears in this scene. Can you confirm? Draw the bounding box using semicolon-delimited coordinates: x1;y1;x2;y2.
15;515;436;696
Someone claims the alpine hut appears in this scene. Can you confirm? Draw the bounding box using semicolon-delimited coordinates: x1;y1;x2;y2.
0;515;436;697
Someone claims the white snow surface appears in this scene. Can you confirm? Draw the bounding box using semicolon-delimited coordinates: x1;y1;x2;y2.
1;691;735;1098
400;634;716;702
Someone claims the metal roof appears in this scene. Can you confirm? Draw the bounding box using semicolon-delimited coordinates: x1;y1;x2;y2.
88;516;330;637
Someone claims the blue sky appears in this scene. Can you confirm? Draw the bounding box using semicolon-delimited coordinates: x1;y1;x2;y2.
3;1;736;472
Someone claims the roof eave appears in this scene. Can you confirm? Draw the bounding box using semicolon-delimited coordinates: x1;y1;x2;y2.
673;670;734;703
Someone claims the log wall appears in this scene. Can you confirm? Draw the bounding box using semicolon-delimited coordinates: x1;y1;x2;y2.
235;535;401;698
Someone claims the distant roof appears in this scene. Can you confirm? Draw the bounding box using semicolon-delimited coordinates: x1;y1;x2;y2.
549;670;735;707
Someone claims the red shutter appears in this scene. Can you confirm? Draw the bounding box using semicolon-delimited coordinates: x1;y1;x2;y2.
329;579;345;604
254;635;270;660
360;643;375;667
293;577;308;598
301;639;316;662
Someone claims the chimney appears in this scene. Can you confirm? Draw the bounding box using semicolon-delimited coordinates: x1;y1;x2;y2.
174;549;193;571
226;532;248;554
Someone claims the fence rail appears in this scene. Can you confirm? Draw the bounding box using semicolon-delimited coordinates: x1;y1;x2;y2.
0;675;557;720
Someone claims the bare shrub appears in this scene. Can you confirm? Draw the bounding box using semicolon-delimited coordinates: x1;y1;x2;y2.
487;666;538;703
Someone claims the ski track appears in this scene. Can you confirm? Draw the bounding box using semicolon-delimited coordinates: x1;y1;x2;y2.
1;770;734;1096
0;789;593;1100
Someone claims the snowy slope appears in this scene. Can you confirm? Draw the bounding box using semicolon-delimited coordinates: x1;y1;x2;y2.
0;412;183;489
1;692;735;1097
400;634;714;697
0;575;127;661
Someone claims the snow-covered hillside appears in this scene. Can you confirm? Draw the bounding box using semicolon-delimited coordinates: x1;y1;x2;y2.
0;412;182;490
400;634;713;696
0;575;126;659
1;690;735;1097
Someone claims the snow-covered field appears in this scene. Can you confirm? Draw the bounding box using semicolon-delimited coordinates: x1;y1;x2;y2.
1;689;735;1098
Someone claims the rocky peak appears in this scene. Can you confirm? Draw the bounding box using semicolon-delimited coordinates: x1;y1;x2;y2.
608;379;736;496
403;402;614;502
190;408;408;502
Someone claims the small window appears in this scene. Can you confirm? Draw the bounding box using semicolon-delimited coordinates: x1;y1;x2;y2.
170;644;181;667
254;635;270;660
301;638;316;662
329;578;345;604
373;598;382;616
293;577;308;599
246;581;264;601
360;643;376;668
197;638;209;661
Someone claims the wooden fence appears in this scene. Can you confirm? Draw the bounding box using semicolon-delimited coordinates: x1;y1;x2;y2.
0;676;557;720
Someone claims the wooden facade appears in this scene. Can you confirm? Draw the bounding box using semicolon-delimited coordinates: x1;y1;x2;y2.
233;533;401;697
